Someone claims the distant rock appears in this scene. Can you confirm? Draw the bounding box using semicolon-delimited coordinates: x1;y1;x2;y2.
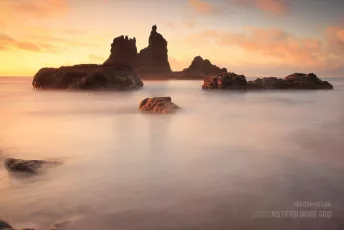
0;219;71;230
32;63;143;90
202;72;333;90
4;158;60;173
183;56;226;76
104;25;171;74
103;36;137;66
139;97;180;114
248;73;334;90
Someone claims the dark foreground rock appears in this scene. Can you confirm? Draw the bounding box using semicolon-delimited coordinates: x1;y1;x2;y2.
202;72;333;90
4;158;60;173
139;97;180;114
32;63;143;90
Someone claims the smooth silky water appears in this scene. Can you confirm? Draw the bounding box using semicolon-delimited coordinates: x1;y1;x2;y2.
0;77;344;230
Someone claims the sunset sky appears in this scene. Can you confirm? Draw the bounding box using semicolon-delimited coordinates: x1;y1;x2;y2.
0;0;343;77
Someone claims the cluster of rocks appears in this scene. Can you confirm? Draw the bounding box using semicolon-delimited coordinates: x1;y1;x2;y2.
104;25;171;74
32;63;143;90
139;97;180;114
183;56;227;77
202;72;334;90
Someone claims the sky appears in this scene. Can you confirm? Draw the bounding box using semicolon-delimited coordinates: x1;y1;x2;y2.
0;0;343;77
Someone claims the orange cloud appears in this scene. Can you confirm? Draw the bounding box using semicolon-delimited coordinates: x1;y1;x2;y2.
0;33;60;52
0;0;69;19
227;0;289;16
256;0;288;16
188;0;218;14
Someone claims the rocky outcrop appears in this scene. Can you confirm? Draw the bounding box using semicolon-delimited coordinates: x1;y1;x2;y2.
4;158;60;173
203;72;333;90
103;36;137;66
202;72;247;90
32;63;144;90
104;25;171;74
136;25;171;73
247;73;333;90
183;56;226;76
139;97;180;114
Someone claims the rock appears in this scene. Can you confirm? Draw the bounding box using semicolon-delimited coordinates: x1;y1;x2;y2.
139;97;180;114
247;73;333;90
202;72;247;90
4;158;60;173
0;219;12;229
183;56;226;76
203;72;333;90
103;36;137;66
104;25;171;74
32;63;143;90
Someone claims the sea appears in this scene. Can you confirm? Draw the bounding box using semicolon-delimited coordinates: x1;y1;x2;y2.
0;77;344;230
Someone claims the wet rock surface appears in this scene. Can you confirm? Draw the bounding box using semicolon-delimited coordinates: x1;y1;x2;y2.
4;158;60;173
139;97;180;114
203;72;333;90
32;63;143;90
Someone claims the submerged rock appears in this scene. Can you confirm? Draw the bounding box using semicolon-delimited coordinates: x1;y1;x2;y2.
32;63;143;90
203;72;333;90
4;158;60;173
139;97;180;114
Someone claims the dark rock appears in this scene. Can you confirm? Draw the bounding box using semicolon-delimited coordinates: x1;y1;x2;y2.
247;73;333;90
203;72;333;90
104;25;171;74
4;158;60;173
202;72;247;90
183;56;226;76
103;35;137;66
139;97;180;114
0;219;12;229
32;63;143;90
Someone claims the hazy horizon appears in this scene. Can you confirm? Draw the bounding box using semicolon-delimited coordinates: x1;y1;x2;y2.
0;0;343;78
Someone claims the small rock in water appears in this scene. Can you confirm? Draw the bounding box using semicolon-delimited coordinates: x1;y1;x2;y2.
4;158;60;173
139;97;180;114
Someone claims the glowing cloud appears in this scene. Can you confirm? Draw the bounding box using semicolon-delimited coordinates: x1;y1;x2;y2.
188;0;218;14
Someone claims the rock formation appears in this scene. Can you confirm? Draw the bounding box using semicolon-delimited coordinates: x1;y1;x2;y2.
183;56;226;76
203;72;333;90
4;158;60;173
32;63;144;90
202;72;247;90
104;25;171;74
139;97;180;114
103;36;137;66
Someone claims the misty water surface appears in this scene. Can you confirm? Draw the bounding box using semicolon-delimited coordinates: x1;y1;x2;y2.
0;77;344;230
